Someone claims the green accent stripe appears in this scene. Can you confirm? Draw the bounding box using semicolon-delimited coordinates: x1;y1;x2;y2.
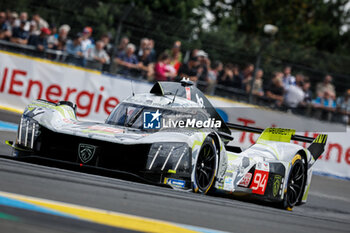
323;135;327;143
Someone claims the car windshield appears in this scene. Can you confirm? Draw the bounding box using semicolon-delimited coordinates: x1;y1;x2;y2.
106;102;209;130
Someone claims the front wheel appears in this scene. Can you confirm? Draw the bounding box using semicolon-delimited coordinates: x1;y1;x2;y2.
281;154;306;210
193;136;218;194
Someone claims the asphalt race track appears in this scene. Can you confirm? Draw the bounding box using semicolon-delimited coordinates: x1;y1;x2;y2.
0;109;349;233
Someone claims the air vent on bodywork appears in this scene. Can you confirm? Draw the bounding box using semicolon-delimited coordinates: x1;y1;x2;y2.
146;142;191;174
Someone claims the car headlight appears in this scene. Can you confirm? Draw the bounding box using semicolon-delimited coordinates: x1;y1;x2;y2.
17;117;40;149
146;142;191;173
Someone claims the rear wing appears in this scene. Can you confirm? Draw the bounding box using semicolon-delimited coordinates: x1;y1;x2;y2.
308;134;328;160
227;123;315;143
227;123;327;160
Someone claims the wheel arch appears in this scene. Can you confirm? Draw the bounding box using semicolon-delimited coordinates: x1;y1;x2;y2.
208;132;221;155
208;132;228;186
192;133;220;194
295;149;309;205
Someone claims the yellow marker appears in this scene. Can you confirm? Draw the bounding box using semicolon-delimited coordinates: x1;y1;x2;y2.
0;191;197;233
0;105;23;114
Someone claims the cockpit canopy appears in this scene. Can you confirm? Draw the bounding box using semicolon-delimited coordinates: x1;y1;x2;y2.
106;101;211;130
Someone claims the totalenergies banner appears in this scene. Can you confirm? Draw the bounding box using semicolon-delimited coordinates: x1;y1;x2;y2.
0;50;349;179
0;50;152;121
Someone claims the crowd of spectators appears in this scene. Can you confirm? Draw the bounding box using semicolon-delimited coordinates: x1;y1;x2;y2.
0;10;349;124
0;10;112;69
113;37;350;124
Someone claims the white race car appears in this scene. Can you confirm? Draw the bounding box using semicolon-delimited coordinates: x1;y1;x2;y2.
7;80;327;210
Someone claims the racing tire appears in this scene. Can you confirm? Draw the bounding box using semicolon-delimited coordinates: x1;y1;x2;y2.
193;136;218;194
281;154;306;210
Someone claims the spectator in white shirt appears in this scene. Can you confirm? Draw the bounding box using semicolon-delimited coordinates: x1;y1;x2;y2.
87;40;110;70
30;13;49;36
284;78;305;108
14;12;30;31
282;66;296;89
137;38;149;57
8;12;18;28
81;26;94;56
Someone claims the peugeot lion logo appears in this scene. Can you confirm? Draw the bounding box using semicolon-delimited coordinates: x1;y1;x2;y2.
78;144;96;163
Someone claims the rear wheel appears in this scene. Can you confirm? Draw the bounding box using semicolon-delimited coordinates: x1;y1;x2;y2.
193;137;218;194
282;154;306;210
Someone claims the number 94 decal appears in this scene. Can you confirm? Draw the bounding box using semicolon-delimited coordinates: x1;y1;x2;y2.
250;170;269;195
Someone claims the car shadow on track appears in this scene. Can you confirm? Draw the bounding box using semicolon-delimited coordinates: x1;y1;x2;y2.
0;155;290;211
